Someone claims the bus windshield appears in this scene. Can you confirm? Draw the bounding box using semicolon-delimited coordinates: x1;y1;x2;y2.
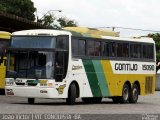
7;35;69;80
11;36;56;48
8;51;55;79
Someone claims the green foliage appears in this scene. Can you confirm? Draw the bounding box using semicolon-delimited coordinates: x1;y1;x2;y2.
57;17;77;28
157;53;160;61
147;33;160;60
38;14;77;29
0;0;36;21
38;14;56;27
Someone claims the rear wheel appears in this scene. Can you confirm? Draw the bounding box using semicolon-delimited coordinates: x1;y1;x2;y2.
119;84;130;104
82;97;102;104
129;84;139;103
28;98;35;104
66;83;77;105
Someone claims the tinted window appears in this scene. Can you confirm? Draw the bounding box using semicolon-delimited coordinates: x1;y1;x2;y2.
79;40;86;56
12;36;56;48
87;41;100;56
130;44;141;58
143;44;154;59
110;42;116;57
72;39;78;55
57;36;68;49
117;43;123;57
72;39;86;56
95;41;101;56
102;42;109;57
117;43;129;57
87;41;94;56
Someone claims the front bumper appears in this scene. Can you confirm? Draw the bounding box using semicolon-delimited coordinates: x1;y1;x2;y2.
5;86;67;98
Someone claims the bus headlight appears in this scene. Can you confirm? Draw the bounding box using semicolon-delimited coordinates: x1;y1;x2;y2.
6;78;14;86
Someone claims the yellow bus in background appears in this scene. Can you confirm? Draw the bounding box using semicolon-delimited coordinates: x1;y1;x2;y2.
0;31;11;95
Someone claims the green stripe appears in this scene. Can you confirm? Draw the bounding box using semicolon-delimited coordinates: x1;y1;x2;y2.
82;60;102;97
92;60;110;96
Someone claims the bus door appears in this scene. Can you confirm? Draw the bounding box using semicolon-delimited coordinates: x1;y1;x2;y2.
55;51;68;82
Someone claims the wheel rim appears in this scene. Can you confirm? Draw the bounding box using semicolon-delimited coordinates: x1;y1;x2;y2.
123;88;129;101
133;88;138;100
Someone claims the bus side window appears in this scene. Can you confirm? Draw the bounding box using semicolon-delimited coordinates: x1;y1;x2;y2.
87;41;94;56
110;42;116;57
143;44;154;59
94;41;101;56
56;36;69;49
72;39;78;56
123;43;129;57
102;42;109;57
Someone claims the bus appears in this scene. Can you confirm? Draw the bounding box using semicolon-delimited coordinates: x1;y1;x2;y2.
0;31;11;95
5;27;156;105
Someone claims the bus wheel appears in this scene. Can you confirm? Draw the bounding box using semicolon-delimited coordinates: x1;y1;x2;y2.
129;84;139;103
66;83;76;105
28;98;35;104
82;97;102;103
119;84;130;104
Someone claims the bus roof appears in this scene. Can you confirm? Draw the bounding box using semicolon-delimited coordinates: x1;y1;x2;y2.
12;29;154;44
64;27;154;44
63;27;119;37
0;31;11;39
12;29;71;36
101;36;155;44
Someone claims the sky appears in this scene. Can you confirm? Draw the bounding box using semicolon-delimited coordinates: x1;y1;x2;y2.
31;0;160;37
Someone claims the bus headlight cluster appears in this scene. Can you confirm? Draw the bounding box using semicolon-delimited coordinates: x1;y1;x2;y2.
6;78;14;86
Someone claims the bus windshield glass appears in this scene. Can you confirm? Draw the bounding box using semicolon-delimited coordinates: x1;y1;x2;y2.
11;36;56;48
8;51;55;79
7;35;69;79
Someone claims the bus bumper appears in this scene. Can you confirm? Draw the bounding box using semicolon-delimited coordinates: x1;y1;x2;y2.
5;86;67;98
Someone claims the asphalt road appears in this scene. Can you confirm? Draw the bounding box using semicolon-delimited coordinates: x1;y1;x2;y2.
0;92;160;120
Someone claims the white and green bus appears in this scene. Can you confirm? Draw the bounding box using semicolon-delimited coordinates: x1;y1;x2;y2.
5;27;156;105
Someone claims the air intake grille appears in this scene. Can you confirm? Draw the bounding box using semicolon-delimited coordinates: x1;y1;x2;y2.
145;77;153;94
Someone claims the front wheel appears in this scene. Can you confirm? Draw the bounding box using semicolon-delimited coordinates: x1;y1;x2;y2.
66;83;77;105
119;84;130;104
129;84;139;103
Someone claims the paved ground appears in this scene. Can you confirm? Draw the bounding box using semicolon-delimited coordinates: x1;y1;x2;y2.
0;92;160;120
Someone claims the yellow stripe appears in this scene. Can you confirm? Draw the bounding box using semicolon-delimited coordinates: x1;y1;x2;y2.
101;60;155;96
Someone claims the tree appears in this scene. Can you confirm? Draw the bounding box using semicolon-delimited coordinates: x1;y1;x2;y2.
38;14;78;29
57;17;77;28
147;33;160;60
0;0;36;21
38;14;56;27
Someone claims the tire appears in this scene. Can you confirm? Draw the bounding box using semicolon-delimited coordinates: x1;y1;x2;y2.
129;84;139;103
119;84;130;104
82;97;102;104
28;98;35;104
0;89;5;95
66;83;76;105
